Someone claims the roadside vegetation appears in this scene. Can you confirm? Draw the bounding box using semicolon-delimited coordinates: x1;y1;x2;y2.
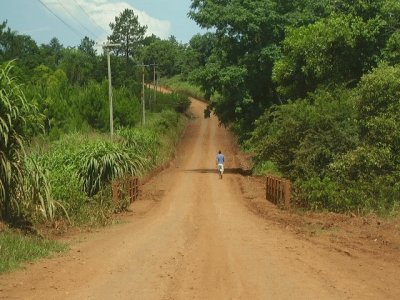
0;61;188;228
160;75;205;101
0;8;193;269
187;0;400;216
0;229;66;273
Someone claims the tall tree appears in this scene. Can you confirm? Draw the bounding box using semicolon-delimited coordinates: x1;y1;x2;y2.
78;36;97;57
108;9;147;64
40;37;64;69
0;20;40;70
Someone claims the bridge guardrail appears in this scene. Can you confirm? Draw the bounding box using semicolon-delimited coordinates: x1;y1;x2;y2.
265;176;291;208
112;176;139;204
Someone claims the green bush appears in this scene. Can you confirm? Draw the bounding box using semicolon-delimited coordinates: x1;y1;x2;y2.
160;74;205;101
251;64;400;214
118;127;160;168
150;90;190;113
250;88;358;180
76;141;145;196
325;64;400;213
24;107;186;225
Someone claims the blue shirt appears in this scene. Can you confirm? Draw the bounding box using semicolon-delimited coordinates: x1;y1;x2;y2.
216;153;225;164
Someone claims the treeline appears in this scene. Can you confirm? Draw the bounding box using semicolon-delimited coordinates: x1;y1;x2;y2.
188;0;400;214
0;11;205;138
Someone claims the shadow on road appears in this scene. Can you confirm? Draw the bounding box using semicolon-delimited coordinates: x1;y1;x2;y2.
184;168;252;176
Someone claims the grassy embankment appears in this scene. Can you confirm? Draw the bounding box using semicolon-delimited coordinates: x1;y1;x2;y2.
160;75;205;101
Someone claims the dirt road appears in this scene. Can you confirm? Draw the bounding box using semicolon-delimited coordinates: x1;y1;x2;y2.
1;99;399;299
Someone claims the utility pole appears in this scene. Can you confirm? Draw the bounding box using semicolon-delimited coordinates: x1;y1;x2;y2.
142;64;145;125
103;43;120;137
133;63;150;126
151;63;157;109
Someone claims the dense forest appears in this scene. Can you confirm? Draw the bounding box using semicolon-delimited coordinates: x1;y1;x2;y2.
2;0;400;226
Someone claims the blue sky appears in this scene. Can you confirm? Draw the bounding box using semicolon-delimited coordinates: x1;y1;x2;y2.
0;0;206;47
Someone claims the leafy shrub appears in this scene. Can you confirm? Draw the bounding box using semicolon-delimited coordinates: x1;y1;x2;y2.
160;74;205;101
118;127;160;168
324;64;400;213
251;64;400;214
151;91;190;113
76;141;145;196
148;110;180;133
26;108;186;225
250;88;358;180
273;14;389;99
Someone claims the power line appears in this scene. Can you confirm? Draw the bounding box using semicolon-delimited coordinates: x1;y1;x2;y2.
72;0;107;35
55;0;99;40
37;0;82;39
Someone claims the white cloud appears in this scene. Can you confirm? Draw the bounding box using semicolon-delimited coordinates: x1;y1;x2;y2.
43;0;171;45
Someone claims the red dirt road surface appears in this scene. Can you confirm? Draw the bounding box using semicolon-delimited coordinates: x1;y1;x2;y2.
1;99;400;299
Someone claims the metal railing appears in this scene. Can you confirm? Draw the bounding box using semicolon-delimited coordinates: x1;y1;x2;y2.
112;176;139;204
265;176;291;208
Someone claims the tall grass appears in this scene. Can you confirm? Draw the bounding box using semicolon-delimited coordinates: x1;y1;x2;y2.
76;141;145;196
22;157;68;222
0;62;41;220
0;230;66;273
118;127;160;168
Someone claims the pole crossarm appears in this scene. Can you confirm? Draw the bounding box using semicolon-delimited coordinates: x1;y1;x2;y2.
102;43;122;48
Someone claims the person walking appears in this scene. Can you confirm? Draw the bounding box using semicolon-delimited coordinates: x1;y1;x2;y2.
216;150;225;179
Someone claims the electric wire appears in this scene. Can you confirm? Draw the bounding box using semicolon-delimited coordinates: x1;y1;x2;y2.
37;0;83;39
72;0;107;35
55;0;99;40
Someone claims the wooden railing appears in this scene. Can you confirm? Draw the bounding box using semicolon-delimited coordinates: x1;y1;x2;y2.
112;176;139;204
265;176;291;208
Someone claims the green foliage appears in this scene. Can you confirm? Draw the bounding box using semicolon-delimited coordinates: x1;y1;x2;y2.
0;62;41;219
0;15;190;226
76;141;145;196
160;75;205;101
60;48;97;85
273;14;385;99
356;64;400;147
251;64;400;214
108;8;147;63
325;64;400;212
24;107;186;226
118;127;160;168
250;88;358;179
383;31;400;65
149;90;191;114
0;230;66;273
22;157;67;223
252;160;281;177
141;39;180;77
32;133;145;223
188;0;331;135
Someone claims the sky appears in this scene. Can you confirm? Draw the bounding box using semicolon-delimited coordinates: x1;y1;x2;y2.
0;0;206;47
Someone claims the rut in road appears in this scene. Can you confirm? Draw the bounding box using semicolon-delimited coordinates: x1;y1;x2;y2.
1;99;399;300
